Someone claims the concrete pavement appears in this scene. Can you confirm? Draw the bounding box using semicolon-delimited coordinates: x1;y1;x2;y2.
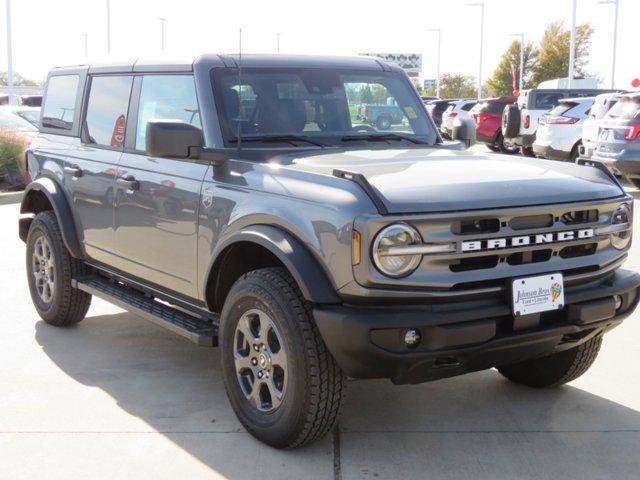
2;191;640;479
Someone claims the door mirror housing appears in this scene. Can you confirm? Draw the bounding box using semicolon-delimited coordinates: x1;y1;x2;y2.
145;119;203;158
451;117;477;149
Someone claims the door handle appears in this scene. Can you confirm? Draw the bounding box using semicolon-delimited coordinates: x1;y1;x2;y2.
64;165;83;178
117;175;140;191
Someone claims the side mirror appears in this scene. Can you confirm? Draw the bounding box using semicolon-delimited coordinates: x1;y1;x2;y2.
145;119;203;158
451;116;477;149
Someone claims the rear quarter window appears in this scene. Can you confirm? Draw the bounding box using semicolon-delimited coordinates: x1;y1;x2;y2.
532;92;563;110
42;75;80;131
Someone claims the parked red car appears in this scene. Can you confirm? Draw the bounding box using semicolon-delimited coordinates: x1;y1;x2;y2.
471;96;518;154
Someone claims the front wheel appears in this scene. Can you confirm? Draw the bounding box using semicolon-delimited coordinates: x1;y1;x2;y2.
219;267;345;449
26;211;92;326
376;116;391;130
627;177;640;189
498;336;602;388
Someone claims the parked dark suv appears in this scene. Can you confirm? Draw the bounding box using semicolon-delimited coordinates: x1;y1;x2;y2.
20;55;640;449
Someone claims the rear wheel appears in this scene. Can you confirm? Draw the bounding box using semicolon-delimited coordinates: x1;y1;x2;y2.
220;267;345;449
498;336;602;388
26;211;92;326
628;177;640;189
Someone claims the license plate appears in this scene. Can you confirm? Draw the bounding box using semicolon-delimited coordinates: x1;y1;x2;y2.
512;273;564;316
599;129;611;141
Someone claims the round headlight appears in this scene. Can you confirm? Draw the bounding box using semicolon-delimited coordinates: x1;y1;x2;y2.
611;203;632;250
372;224;422;278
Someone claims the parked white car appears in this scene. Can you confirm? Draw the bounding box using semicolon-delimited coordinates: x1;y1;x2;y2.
532;97;595;161
580;92;623;160
440;99;476;138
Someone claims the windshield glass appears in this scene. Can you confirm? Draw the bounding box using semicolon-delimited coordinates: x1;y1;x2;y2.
0;110;38;132
211;68;437;147
606;96;640;120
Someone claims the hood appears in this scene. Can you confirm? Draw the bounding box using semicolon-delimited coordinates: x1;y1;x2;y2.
284;148;624;214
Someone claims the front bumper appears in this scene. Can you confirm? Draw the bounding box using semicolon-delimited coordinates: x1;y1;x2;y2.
314;268;640;384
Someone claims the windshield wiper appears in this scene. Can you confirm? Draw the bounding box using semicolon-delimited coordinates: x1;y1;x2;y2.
228;135;327;147
340;133;429;145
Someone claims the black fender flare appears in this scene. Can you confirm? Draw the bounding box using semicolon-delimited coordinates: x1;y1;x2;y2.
206;225;340;306
20;177;84;259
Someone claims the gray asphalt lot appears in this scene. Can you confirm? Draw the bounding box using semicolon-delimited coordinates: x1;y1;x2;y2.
2;188;640;480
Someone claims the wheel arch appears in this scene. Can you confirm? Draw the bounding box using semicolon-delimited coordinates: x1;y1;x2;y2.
19;177;84;259
204;225;340;312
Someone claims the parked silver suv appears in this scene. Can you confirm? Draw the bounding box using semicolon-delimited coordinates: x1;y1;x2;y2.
19;55;640;449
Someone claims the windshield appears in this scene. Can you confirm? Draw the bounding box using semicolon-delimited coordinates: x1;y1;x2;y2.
606;96;640;120
0;110;38;132
211;68;437;147
16;108;40;126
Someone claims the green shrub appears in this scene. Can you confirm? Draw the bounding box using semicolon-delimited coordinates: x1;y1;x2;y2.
0;131;28;189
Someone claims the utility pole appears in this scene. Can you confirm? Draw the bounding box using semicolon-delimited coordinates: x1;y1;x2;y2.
6;0;14;105
427;29;441;98
468;2;484;99
511;33;524;92
568;0;577;88
599;0;619;88
106;0;111;54
158;17;166;50
82;33;88;58
276;32;280;53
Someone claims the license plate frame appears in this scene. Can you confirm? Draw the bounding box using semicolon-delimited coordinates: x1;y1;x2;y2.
512;273;564;316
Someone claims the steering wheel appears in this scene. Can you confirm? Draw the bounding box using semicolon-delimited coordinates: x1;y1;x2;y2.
352;124;377;133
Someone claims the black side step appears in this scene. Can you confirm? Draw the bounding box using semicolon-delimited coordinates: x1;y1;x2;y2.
72;276;218;347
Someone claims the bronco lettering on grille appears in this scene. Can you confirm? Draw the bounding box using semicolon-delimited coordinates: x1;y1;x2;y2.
460;228;595;253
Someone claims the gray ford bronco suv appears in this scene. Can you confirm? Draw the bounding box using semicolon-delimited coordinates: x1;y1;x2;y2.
20;54;640;449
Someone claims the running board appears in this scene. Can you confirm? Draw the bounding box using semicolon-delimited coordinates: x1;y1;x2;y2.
72;276;218;347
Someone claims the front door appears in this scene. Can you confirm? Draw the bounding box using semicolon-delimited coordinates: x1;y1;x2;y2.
114;74;206;298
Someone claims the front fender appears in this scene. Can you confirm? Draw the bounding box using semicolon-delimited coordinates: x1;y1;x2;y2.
20;176;84;259
206;225;340;305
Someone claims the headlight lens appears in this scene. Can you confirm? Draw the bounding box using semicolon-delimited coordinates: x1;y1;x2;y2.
372;224;422;277
611;203;632;250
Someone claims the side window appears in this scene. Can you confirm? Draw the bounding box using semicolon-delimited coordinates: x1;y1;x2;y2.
42;75;79;131
85;75;133;147
462;102;476;111
135;75;201;151
534;93;563;110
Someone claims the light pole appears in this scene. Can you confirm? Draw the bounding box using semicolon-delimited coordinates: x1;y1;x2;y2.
6;0;14;105
568;0;577;88
468;2;484;99
158;17;166;50
599;0;619;88
106;0;111;54
427;28;441;98
82;33;88;58
511;33;524;92
276;32;280;53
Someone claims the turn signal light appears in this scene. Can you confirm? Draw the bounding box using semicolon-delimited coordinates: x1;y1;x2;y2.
352;230;361;265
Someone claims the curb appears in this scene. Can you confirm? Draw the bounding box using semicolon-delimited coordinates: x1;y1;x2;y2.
0;190;23;206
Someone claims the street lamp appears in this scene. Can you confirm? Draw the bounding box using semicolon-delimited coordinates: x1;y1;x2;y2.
511;33;524;92
82;33;88;58
468;1;484;99
426;28;441;98
599;0;619;88
157;17;166;50
568;0;577;88
276;32;281;53
5;0;14;105
106;0;111;54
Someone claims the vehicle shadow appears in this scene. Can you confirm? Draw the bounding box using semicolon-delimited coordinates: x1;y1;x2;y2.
35;311;640;479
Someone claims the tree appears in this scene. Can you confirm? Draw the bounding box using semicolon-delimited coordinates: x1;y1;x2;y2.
0;71;43;86
486;40;538;97
426;73;477;99
530;21;594;87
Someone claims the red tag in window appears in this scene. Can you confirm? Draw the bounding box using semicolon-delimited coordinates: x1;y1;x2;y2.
110;115;126;147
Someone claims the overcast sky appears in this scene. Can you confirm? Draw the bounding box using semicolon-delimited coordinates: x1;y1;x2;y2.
0;0;636;89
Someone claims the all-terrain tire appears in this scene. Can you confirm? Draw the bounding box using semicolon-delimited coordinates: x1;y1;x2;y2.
26;211;92;326
501;104;520;139
498;336;602;388
219;267;345;449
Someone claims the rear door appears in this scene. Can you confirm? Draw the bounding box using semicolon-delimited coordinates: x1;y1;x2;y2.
68;74;133;263
113;74;207;298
